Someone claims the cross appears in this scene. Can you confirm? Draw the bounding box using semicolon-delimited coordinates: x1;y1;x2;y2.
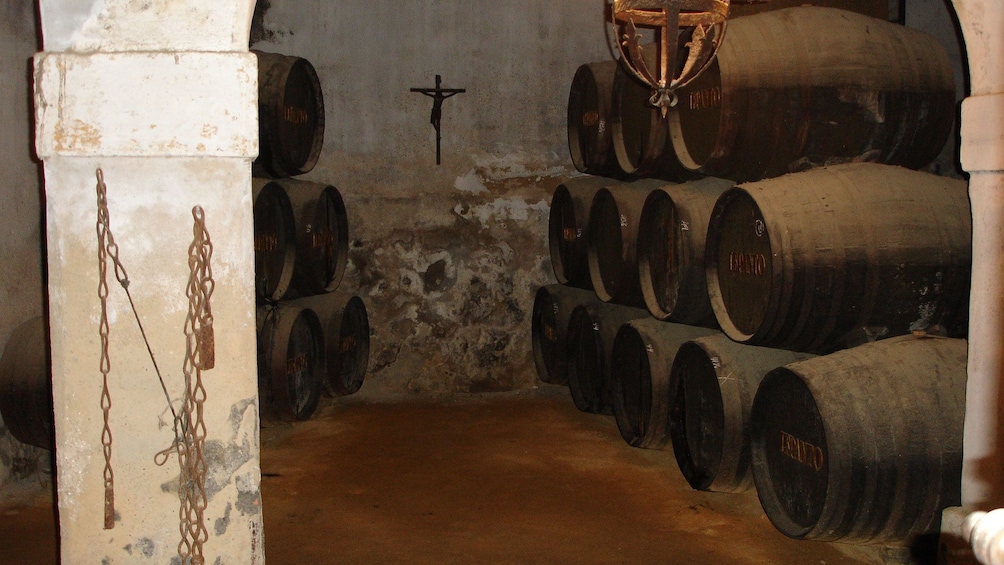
411;75;466;165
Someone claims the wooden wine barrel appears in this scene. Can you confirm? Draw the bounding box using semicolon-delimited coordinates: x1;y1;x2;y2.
0;317;53;450
727;0;887;19
256;304;324;421
587;179;667;307
290;293;370;396
749;334;967;543
668;334;813;492
705;163;971;353
637;176;733;325
565;301;648;414
668;7;956;182
567;61;624;178
610;46;701;182
548;176;619;289
252;50;325;179
253;179;297;302
274;179;350;298
531;284;597;385
609;319;717;449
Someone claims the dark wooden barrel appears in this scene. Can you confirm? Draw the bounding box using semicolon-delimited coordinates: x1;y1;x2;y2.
705;163;971;353
668;334;813;492
531;284;597;385
609;319;717;449
0;317;52;450
274;179;349;298
253;179;297;302
668;7;956;182
252;50;325;179
565;301;648;415
568;61;624;178
548;176;618;289
749;335;967;543
610;47;701;182
587;179;666;307
290;293;370;396
727;0;887;19
637;176;733;325
256;304;324;421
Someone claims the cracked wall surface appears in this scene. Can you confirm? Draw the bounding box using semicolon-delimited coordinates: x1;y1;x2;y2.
250;0;614;394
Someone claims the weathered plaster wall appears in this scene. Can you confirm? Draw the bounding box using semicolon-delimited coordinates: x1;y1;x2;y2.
251;0;613;394
0;0;48;504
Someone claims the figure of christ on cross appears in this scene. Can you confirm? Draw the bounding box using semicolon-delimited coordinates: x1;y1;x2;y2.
411;75;466;165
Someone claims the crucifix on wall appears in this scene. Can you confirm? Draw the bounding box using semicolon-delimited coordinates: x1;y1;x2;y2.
411;75;466;165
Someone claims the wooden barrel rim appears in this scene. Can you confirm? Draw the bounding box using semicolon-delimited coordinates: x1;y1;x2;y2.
586;188;625;302
254;51;326;178
570;61;614;174
566;304;607;414
262;306;324;421
669;340;725;490
253;180;296;301
706;187;778;342
318;185;349;292
548;184;579;286
531;286;563;384
638;189;682;319
750;367;829;538
610;322;653;447
330;296;369;396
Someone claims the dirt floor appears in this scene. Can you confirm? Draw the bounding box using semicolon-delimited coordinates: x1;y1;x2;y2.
0;386;924;564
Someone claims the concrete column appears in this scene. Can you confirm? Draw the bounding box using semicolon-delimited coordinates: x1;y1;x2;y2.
955;0;1004;512
34;2;263;563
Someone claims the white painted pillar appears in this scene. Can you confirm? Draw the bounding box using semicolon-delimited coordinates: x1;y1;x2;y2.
34;2;264;563
954;0;1004;513
925;2;1002;562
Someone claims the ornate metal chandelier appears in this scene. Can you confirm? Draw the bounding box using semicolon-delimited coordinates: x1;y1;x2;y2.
611;0;730;115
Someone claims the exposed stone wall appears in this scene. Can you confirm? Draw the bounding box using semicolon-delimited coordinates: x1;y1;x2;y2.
250;0;613;394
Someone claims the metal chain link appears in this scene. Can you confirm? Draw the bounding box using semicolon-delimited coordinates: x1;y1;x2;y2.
94;168;215;556
95;168;117;530
176;205;215;565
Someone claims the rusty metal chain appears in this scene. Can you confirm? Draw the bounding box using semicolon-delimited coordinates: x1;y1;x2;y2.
95;168;117;530
94;170;217;561
176;205;215;565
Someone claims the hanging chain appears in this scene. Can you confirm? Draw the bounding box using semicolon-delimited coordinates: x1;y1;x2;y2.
95;169;116;530
176;205;215;565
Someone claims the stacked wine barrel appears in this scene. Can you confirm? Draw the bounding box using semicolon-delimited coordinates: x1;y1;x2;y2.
544;6;971;549
252;51;370;422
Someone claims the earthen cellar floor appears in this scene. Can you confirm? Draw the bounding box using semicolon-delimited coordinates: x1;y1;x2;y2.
1;386;918;564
